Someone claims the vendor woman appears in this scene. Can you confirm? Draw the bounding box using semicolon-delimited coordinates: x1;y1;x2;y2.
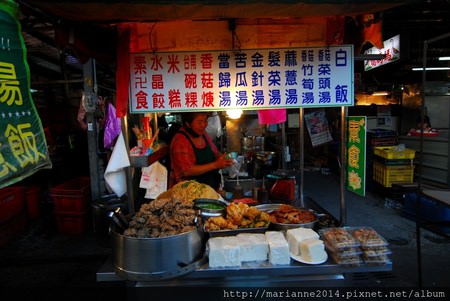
169;112;234;190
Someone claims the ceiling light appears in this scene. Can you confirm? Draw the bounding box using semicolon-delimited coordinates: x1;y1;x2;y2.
372;91;389;96
412;67;450;71
226;109;243;119
438;57;450;61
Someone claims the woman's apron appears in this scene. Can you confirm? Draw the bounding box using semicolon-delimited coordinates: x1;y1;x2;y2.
179;132;220;190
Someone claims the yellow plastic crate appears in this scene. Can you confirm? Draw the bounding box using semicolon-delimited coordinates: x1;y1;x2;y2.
373;161;414;187
374;146;416;160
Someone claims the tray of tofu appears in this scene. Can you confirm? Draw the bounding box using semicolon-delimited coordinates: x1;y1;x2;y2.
205;228;328;268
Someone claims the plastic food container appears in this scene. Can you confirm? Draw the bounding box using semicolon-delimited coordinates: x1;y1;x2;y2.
362;254;390;266
330;252;363;267
324;241;362;258
361;246;391;257
347;227;389;248
319;227;360;250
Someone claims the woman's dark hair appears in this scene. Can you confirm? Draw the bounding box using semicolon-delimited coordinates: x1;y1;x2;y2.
181;112;209;126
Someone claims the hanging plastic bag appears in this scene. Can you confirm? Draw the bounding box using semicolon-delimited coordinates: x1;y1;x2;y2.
258;109;286;125
140;161;168;199
206;112;222;138
104;103;122;149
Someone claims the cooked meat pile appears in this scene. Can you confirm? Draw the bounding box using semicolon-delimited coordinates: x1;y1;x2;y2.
204;202;271;231
269;204;316;224
123;180;219;238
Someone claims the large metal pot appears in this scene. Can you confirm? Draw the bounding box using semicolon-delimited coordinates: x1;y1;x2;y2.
111;224;204;281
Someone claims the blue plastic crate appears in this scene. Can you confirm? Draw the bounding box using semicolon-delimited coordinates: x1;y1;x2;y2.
404;192;450;222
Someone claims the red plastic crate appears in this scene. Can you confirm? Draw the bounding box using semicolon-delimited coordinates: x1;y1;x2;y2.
50;177;91;213
0;186;25;224
15;185;42;221
0;210;28;247
54;211;87;235
25;185;41;220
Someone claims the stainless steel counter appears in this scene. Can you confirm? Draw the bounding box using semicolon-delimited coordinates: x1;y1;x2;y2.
97;255;392;287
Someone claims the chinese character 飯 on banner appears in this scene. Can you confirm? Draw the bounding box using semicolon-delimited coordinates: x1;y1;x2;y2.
0;1;52;188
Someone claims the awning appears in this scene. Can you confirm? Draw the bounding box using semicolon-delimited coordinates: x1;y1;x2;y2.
21;0;412;22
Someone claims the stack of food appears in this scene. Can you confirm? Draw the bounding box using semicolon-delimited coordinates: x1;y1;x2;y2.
204;202;271;231
319;227;362;267
207;231;291;268
268;204;316;224
123;180;219;238
286;228;327;263
348;227;391;266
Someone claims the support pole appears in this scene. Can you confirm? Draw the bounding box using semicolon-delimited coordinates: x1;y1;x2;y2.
281;122;286;170
83;58;102;202
339;106;347;226
121;116;135;214
296;108;304;208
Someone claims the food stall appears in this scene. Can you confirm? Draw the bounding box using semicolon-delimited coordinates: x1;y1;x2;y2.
32;1;429;291
96;37;393;290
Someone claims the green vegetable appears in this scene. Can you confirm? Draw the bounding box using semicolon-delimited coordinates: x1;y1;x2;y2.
196;203;225;210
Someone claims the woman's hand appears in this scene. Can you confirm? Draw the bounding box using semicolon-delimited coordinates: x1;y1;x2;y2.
215;153;235;169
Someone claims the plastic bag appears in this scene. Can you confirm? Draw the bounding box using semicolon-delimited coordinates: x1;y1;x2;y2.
258;109;286;125
225;156;243;179
206;112;222;138
140;161;168;199
103;103;122;149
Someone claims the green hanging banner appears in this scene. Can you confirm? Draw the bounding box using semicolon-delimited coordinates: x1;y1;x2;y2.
0;1;52;189
346;116;367;197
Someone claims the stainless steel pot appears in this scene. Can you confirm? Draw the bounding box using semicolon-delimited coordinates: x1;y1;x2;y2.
255;204;321;231
111;223;204;281
241;136;255;156
256;151;277;163
270;210;318;230
252;151;278;178
193;198;227;219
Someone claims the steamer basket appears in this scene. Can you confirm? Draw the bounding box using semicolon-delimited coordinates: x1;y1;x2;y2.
111;224;204;281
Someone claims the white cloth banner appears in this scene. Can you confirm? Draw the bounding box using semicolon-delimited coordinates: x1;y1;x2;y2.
140;161;168;199
104;132;130;197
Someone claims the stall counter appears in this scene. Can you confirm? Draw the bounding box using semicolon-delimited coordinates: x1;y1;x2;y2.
97;256;391;287
97;197;392;287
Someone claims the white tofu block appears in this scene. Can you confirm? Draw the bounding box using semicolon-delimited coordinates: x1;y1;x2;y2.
237;233;269;262
286;228;319;255
299;238;327;262
207;236;241;268
265;231;291;265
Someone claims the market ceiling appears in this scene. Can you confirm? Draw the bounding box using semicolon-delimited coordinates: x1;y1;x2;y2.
19;0;410;22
